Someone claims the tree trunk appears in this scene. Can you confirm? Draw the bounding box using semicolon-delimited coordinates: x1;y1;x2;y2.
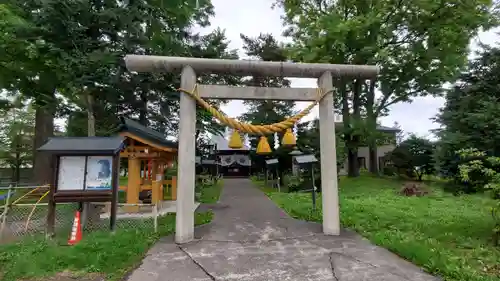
368;146;377;174
339;80;358;177
11;167;16;183
366;79;378;174
82;92;100;227
139;92;148;126
87;94;96;136
15;151;21;183
347;149;358;177
347;79;363;177
33;101;54;185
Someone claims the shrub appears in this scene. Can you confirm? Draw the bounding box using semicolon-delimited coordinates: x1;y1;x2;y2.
285;174;303;192
387;135;435;181
382;165;397;176
457;148;500;245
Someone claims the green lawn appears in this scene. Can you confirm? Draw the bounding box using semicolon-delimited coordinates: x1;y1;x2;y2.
198;179;223;204
258;176;500;281
0;213;212;281
0;180;224;281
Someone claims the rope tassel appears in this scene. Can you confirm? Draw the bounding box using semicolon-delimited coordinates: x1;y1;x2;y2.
256;136;272;155
281;128;296;147
228;130;243;149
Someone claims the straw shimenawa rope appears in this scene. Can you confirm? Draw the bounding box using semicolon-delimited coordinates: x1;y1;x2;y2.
177;85;333;136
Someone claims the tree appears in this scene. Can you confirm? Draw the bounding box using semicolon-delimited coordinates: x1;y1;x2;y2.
63;28;240;140
0;0;224;184
0;4;26;111
191;28;241;145
0;103;35;182
275;0;499;176
296;119;346;165
238;33;297;177
1;1;65;184
388;134;435;181
393;122;405;145
239;33;297;149
435;46;500;185
455;148;500;245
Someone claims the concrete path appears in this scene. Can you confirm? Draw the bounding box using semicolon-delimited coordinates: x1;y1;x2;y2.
125;179;440;281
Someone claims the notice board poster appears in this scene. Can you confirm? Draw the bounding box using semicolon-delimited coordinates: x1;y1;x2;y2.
57;156;86;191
85;156;113;190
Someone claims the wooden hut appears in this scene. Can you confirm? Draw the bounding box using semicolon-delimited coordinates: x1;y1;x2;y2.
117;118;177;211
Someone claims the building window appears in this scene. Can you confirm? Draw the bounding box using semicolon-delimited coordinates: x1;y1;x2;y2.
357;157;366;169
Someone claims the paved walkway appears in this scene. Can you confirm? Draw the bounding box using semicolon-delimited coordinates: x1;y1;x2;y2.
126;179;440;281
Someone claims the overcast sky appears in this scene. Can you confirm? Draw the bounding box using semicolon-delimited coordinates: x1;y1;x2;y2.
195;0;500;138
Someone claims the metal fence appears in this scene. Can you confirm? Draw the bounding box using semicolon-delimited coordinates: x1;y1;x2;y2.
0;185;160;244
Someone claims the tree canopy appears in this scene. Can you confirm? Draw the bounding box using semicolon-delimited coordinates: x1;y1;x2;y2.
275;0;499;176
239;33;297;149
435;46;500;181
388;134;435;181
0;0;239;184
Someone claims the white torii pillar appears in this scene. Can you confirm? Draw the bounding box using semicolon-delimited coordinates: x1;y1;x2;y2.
124;55;379;243
176;65;197;243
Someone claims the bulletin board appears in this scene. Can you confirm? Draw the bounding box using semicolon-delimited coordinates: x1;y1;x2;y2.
57;156;86;191
56;156;114;191
85;156;113;190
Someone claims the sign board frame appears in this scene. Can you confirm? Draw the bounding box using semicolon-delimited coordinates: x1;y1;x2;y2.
38;136;124;237
52;153;119;203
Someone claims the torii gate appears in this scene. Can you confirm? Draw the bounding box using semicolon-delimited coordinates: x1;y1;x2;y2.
124;55;379;243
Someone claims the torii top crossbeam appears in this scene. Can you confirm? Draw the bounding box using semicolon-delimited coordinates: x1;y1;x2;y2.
124;55;379;79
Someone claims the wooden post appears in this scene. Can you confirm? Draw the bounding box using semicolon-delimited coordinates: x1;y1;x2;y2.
110;154;120;231
156;161;163;203
151;160;158;180
46;155;59;238
160;161;165;185
159;182;164;205
151;161;159;204
127;157;140;212
171;176;177;201
318;72;340;235
151;180;160;204
142;160;146;180
148;159;153;180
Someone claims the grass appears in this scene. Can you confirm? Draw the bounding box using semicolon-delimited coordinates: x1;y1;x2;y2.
0;179;223;281
257;176;500;281
198;179;223;204
0;213;212;281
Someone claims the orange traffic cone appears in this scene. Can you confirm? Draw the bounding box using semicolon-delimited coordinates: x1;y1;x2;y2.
68;211;82;245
